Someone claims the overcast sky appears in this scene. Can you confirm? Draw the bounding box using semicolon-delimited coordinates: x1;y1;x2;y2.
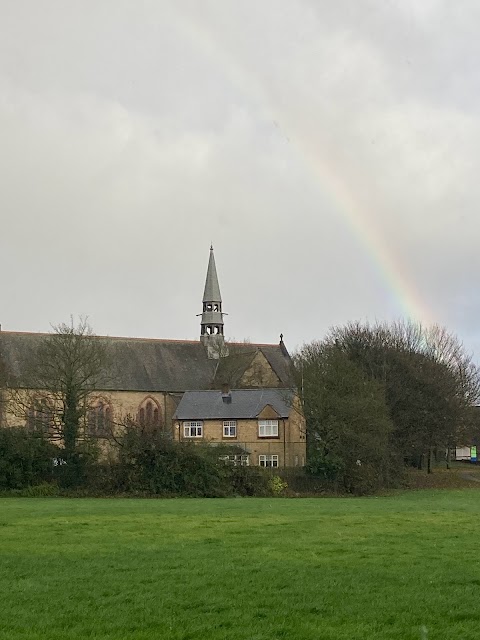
1;0;479;356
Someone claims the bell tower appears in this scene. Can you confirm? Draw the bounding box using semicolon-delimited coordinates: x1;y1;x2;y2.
200;245;227;358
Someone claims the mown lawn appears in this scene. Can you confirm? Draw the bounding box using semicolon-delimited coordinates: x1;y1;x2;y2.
1;491;480;639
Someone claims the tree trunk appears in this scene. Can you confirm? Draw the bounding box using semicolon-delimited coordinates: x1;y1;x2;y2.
419;453;424;470
63;389;80;461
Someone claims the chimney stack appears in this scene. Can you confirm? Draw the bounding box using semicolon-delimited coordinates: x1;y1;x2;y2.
221;383;232;403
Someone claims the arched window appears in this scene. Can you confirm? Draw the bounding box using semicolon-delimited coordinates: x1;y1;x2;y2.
137;397;162;430
87;400;112;437
27;403;52;434
27;407;36;431
146;401;153;424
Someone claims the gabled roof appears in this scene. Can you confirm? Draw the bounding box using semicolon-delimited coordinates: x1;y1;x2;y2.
211;342;293;389
0;332;293;393
174;388;294;420
258;345;293;386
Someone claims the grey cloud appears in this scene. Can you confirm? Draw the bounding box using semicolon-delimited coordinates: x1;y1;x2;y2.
1;1;479;359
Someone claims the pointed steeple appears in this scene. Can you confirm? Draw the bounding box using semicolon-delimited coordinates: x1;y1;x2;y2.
202;245;222;304
200;246;226;356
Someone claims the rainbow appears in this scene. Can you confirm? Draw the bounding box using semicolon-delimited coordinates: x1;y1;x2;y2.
301;154;435;325
168;9;435;326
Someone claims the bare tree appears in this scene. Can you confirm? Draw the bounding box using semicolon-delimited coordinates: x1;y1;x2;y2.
11;318;112;465
423;324;480;406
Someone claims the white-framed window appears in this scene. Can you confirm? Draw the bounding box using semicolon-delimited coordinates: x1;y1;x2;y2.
183;421;203;437
223;420;237;437
259;454;279;468
258;419;279;437
220;454;249;467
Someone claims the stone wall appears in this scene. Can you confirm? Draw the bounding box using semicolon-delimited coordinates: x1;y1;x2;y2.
174;407;306;468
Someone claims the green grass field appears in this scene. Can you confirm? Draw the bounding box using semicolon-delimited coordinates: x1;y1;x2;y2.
1;491;480;640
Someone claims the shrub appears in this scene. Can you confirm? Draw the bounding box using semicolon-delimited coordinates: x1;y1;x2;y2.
269;475;288;495
305;451;344;481
19;482;59;497
106;424;281;497
226;465;272;496
0;427;60;490
111;426;228;496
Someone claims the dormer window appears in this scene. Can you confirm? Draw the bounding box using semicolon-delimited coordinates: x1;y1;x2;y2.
258;419;279;438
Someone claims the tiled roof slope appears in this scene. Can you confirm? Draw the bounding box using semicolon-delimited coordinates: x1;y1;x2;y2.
174;388;294;420
259;344;293;387
0;332;292;392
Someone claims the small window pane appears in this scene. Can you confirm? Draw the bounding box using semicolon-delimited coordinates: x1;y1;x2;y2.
259;454;279;468
184;421;203;437
223;420;237;437
258;419;278;437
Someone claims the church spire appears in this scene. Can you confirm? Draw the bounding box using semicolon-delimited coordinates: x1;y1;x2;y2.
202;244;222;305
200;246;226;356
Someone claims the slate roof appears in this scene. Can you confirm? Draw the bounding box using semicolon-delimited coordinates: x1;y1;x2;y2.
174;388;294;420
0;332;292;393
260;344;293;387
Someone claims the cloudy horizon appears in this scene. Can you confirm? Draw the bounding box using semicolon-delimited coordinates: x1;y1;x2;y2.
1;1;479;356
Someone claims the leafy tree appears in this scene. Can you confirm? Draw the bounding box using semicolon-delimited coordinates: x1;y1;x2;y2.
294;341;397;493
328;320;480;471
295;320;479;490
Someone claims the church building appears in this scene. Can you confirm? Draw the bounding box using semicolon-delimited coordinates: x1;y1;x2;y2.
0;247;306;468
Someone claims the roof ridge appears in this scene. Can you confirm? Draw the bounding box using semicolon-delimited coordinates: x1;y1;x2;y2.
104;336;201;343
183;388;293;393
0;331;283;348
228;342;281;347
0;330;51;337
0;331;202;344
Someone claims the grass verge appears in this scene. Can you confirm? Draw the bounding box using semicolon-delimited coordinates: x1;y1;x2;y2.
1;491;480;639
